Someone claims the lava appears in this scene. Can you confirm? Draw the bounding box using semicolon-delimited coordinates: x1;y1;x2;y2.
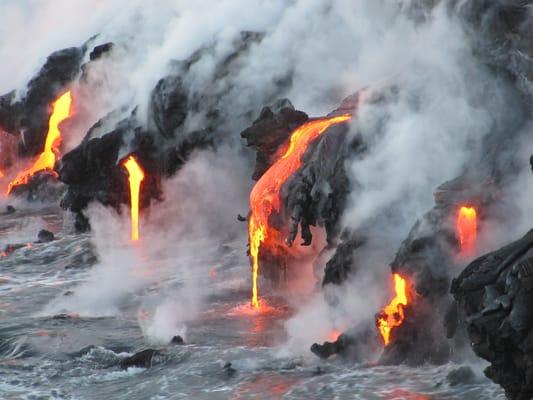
6;91;72;195
248;115;351;308
456;205;477;257
123;156;145;241
377;273;409;346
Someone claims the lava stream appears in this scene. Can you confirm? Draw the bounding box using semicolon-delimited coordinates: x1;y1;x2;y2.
377;273;409;346
123;156;145;241
6;91;72;194
456;205;477;257
249;115;351;308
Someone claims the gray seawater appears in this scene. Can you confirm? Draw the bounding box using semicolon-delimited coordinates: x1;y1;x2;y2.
0;206;505;400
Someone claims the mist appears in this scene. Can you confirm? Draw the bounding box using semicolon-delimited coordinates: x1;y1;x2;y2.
2;0;529;362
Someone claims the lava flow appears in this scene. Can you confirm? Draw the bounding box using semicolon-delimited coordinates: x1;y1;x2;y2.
6;91;72;195
123;156;145;241
456;205;477;257
249;115;351;308
377;273;409;346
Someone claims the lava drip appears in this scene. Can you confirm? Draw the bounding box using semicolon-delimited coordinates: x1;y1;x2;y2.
456;206;477;257
377;273;409;346
123;156;145;242
248;115;351;308
6;91;72;195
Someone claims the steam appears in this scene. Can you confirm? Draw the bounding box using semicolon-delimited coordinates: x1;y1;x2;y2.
3;0;529;357
44;147;250;343
282;3;527;356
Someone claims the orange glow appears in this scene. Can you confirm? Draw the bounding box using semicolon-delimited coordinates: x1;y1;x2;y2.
377;273;409;346
329;330;341;342
123;156;145;241
248;115;351;308
0;169;3;178
456;206;477;257
6;91;72;194
229;299;276;316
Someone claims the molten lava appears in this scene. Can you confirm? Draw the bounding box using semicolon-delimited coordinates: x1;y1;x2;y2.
248;115;351;308
456;206;477;257
123;156;145;241
6;91;72;194
377;273;409;346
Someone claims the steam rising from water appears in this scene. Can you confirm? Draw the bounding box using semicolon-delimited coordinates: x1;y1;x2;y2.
1;0;530;357
44;148;250;343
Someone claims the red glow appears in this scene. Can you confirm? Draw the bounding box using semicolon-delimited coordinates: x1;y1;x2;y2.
7;91;72;194
456;206;477;257
377;273;409;346
249;115;351;308
329;330;341;342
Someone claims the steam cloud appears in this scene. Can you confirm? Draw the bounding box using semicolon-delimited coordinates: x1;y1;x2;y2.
4;0;530;352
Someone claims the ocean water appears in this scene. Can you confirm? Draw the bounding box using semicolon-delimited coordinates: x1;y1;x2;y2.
0;206;505;400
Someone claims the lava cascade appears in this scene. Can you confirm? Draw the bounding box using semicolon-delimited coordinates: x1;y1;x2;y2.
123;156;145;241
249;115;351;308
377;273;409;346
456;206;477;257
6;91;72;194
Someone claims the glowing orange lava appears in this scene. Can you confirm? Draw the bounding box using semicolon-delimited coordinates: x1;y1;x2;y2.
377;273;409;346
248;115;351;308
229;300;276;316
456;206;477;257
123;156;145;241
6;91;72;195
329;330;341;342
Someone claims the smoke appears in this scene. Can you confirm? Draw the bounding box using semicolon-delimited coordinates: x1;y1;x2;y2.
44;146;250;343
4;0;530;359
282;2;528;356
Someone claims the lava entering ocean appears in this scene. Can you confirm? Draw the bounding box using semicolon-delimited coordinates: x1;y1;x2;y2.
377;273;409;346
6;91;72;195
248;115;351;308
123;156;145;241
456;206;477;257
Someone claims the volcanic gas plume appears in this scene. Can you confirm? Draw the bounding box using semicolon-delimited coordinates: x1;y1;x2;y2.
123;156;145;241
377;273;409;346
6;91;72;195
456;206;477;257
249;115;351;308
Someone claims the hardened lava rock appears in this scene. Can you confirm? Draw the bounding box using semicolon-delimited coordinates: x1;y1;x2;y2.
241;100;309;180
452;229;533;400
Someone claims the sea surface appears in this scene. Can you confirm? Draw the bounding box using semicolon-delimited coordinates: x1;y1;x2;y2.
0;206;506;400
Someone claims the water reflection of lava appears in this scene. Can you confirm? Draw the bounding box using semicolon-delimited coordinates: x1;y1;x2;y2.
381;388;432;400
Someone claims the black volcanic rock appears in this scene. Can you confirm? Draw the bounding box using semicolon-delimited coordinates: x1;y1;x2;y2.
170;335;184;345
8;171;65;202
149;75;188;138
322;237;365;286
284;118;355;248
120;349;163;369
58;32;267;220
0;45;87;157
89;42;114;61
452;229;533;400
2;205;15;215
241;100;309;180
311;324;381;361
37;230;55;243
446;366;476;387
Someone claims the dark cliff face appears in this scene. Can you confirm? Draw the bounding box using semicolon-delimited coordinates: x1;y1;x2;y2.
0;45;86;158
452;229;533;400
